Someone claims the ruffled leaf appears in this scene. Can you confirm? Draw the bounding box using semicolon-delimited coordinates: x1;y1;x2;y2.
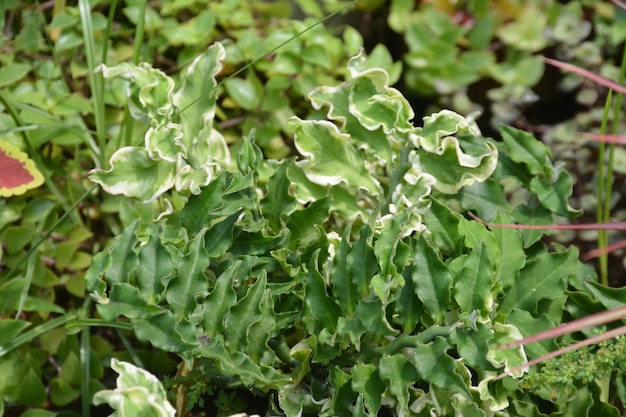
0;140;44;197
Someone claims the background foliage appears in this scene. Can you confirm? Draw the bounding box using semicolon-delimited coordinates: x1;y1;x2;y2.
1;0;626;416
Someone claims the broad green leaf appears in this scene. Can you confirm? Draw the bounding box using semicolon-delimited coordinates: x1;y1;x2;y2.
458;179;509;220
224;76;263;111
0;320;30;346
0;278;27;315
413;337;472;398
224;273;268;353
286;197;331;247
49;378;80;406
0;63;30;87
349;226;379;299
379;354;417;416
412;235;452;323
198;337;291;390
19;368;46;406
498;248;578;315
529;171;581;217
450;322;496;370
290;118;382;196
452;240;492;312
351;363;384;416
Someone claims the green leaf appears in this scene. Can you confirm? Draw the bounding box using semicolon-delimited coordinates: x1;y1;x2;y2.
19;368;46;406
180;173;227;232
395;265;423;334
412;235;452;323
224;272;268;353
244;288;276;361
198;261;239;337
50;377;80;406
133;311;197;353
302;252;342;334
97;283;162;321
379;354;417;416
0;320;30;346
203;211;239;257
452;240;492;312
224;76;263;111
497;7;548;52
351;363;384;416
413;337;472;398
498;248;578;315
329;227;359;316
261;161;297;231
136;225;173;304
290;118;381;196
0;63;30;87
499;125;554;178
166;229;210;318
491;212;526;290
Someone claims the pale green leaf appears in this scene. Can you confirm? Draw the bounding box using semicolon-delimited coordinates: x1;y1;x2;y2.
291;118;382;196
89;146;177;202
98;62;175;124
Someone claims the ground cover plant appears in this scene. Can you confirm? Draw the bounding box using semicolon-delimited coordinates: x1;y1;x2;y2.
2;0;626;416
